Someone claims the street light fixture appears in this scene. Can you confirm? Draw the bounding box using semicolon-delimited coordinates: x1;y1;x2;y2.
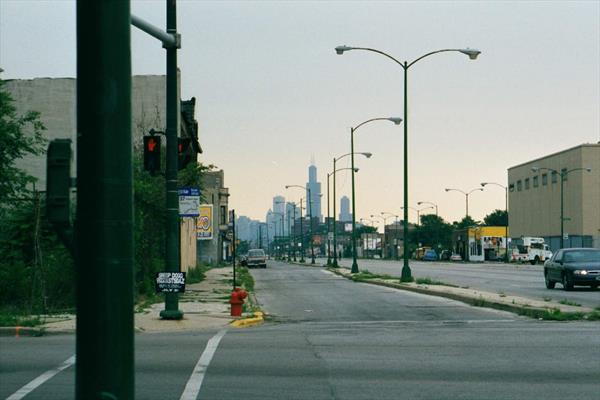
480;182;509;262
400;206;434;226
444;187;484;218
381;212;400;259
333;152;371;268
336;44;480;282
531;166;592;248
348;118;401;273
286;185;315;264
416;201;438;216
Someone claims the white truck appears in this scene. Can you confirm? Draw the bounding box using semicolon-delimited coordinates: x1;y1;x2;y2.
511;237;553;265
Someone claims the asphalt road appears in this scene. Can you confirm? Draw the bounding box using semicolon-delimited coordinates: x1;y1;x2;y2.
2;261;599;399
332;257;600;309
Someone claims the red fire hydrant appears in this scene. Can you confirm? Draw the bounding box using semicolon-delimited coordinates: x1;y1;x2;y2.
229;287;248;317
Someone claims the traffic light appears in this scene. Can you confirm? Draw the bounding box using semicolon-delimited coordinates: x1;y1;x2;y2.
178;138;192;170
143;135;161;174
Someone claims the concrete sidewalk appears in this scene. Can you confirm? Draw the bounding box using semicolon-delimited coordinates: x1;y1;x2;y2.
1;266;262;336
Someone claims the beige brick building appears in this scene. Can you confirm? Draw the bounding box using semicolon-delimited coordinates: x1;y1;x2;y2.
508;143;600;250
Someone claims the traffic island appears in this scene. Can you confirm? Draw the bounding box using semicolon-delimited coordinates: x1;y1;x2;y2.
327;268;600;321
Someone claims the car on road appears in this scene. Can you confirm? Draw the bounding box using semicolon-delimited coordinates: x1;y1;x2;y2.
422;249;438;261
246;249;267;268
450;253;463;262
544;248;600;290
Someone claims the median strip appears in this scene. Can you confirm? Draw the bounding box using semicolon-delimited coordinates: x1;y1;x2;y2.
327;268;599;321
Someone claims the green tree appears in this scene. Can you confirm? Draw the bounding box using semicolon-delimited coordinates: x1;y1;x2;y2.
483;209;508;226
454;215;479;230
0;78;46;204
415;214;453;249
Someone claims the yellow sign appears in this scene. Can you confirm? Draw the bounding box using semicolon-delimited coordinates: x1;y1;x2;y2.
197;204;213;240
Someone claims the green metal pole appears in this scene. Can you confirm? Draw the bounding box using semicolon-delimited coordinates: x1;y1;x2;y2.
401;62;412;281
326;174;332;266
350;128;359;273
293;205;297;261
333;158;338;267
76;1;133;398
160;0;183;320
308;188;315;264
505;187;509;263
232;209;236;289
299;198;305;262
560;172;564;249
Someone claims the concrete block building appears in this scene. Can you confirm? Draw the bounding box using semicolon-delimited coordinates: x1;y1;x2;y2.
507;143;600;250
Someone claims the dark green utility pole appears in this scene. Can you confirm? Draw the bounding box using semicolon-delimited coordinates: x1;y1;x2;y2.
76;1;133;398
332;157;338;267
160;0;183;320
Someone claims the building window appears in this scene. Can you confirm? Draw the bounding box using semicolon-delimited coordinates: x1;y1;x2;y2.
220;206;226;225
516;180;522;191
525;178;530;190
533;176;539;187
561;168;568;181
551;171;558;183
509;183;515;192
542;173;548;185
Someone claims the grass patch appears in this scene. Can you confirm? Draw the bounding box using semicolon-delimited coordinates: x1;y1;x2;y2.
415;277;458;287
543;297;552;302
0;313;43;327
539;308;585;321
350;269;393;282
187;264;210;284
235;266;255;292
558;299;581;307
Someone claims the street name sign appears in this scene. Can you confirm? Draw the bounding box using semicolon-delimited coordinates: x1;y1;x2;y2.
179;187;200;217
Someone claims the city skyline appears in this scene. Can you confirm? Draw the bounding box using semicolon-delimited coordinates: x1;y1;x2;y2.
1;1;598;224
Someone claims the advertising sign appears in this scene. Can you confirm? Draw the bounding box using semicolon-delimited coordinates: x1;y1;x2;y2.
197;204;213;240
178;187;200;217
155;272;186;293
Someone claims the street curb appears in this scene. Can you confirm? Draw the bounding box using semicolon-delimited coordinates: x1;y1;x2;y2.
326;268;596;320
230;312;264;328
0;326;70;337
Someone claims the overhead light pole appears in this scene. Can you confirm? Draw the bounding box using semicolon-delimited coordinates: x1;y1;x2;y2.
332;152;371;268
480;182;509;262
445;188;484;218
531;166;592;249
381;212;400;259
348;118;402;273
286;185;315;263
328;167;359;267
335;44;480;282
417;201;438;216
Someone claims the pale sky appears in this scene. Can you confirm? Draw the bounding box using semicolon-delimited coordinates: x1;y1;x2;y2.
1;0;599;228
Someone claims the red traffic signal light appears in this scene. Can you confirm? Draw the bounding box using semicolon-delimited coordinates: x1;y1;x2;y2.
143;136;161;174
178;138;192;170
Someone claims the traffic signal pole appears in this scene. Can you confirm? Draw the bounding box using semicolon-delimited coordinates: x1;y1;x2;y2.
76;1;133;398
160;0;184;320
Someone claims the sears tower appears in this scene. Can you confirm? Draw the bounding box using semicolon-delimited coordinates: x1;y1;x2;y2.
306;161;322;222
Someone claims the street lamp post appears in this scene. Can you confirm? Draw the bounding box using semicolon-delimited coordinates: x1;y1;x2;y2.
370;214;387;258
336;44;480;281
480;182;509;262
444;188;484;218
381;212;400;259
333;152;371;268
417;201;438;216
531;166;592;249
328;167;359;267
287;185;314;263
348;118;402;273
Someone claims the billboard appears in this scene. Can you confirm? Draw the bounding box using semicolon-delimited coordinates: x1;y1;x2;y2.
197;204;213;240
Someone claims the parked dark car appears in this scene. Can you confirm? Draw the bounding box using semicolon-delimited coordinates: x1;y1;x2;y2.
422;249;438;261
544;248;600;290
440;250;452;261
246;249;267;268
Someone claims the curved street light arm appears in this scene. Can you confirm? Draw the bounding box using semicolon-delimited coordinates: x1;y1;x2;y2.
335;151;372;162
408;48;480;68
337;46;405;68
445;188;467;195
353;117;402;132
480;182;507;190
468;188;484;195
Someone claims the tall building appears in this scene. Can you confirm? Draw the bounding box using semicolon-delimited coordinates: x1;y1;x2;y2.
339;195;351;222
285;202;296;236
306;162;322;222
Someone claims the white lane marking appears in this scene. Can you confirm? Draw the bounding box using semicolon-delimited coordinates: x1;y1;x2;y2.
6;355;75;400
179;329;227;400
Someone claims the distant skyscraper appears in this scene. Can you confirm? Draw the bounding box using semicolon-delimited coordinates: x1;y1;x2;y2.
272;196;286;238
339;195;351;222
306;162;322;222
